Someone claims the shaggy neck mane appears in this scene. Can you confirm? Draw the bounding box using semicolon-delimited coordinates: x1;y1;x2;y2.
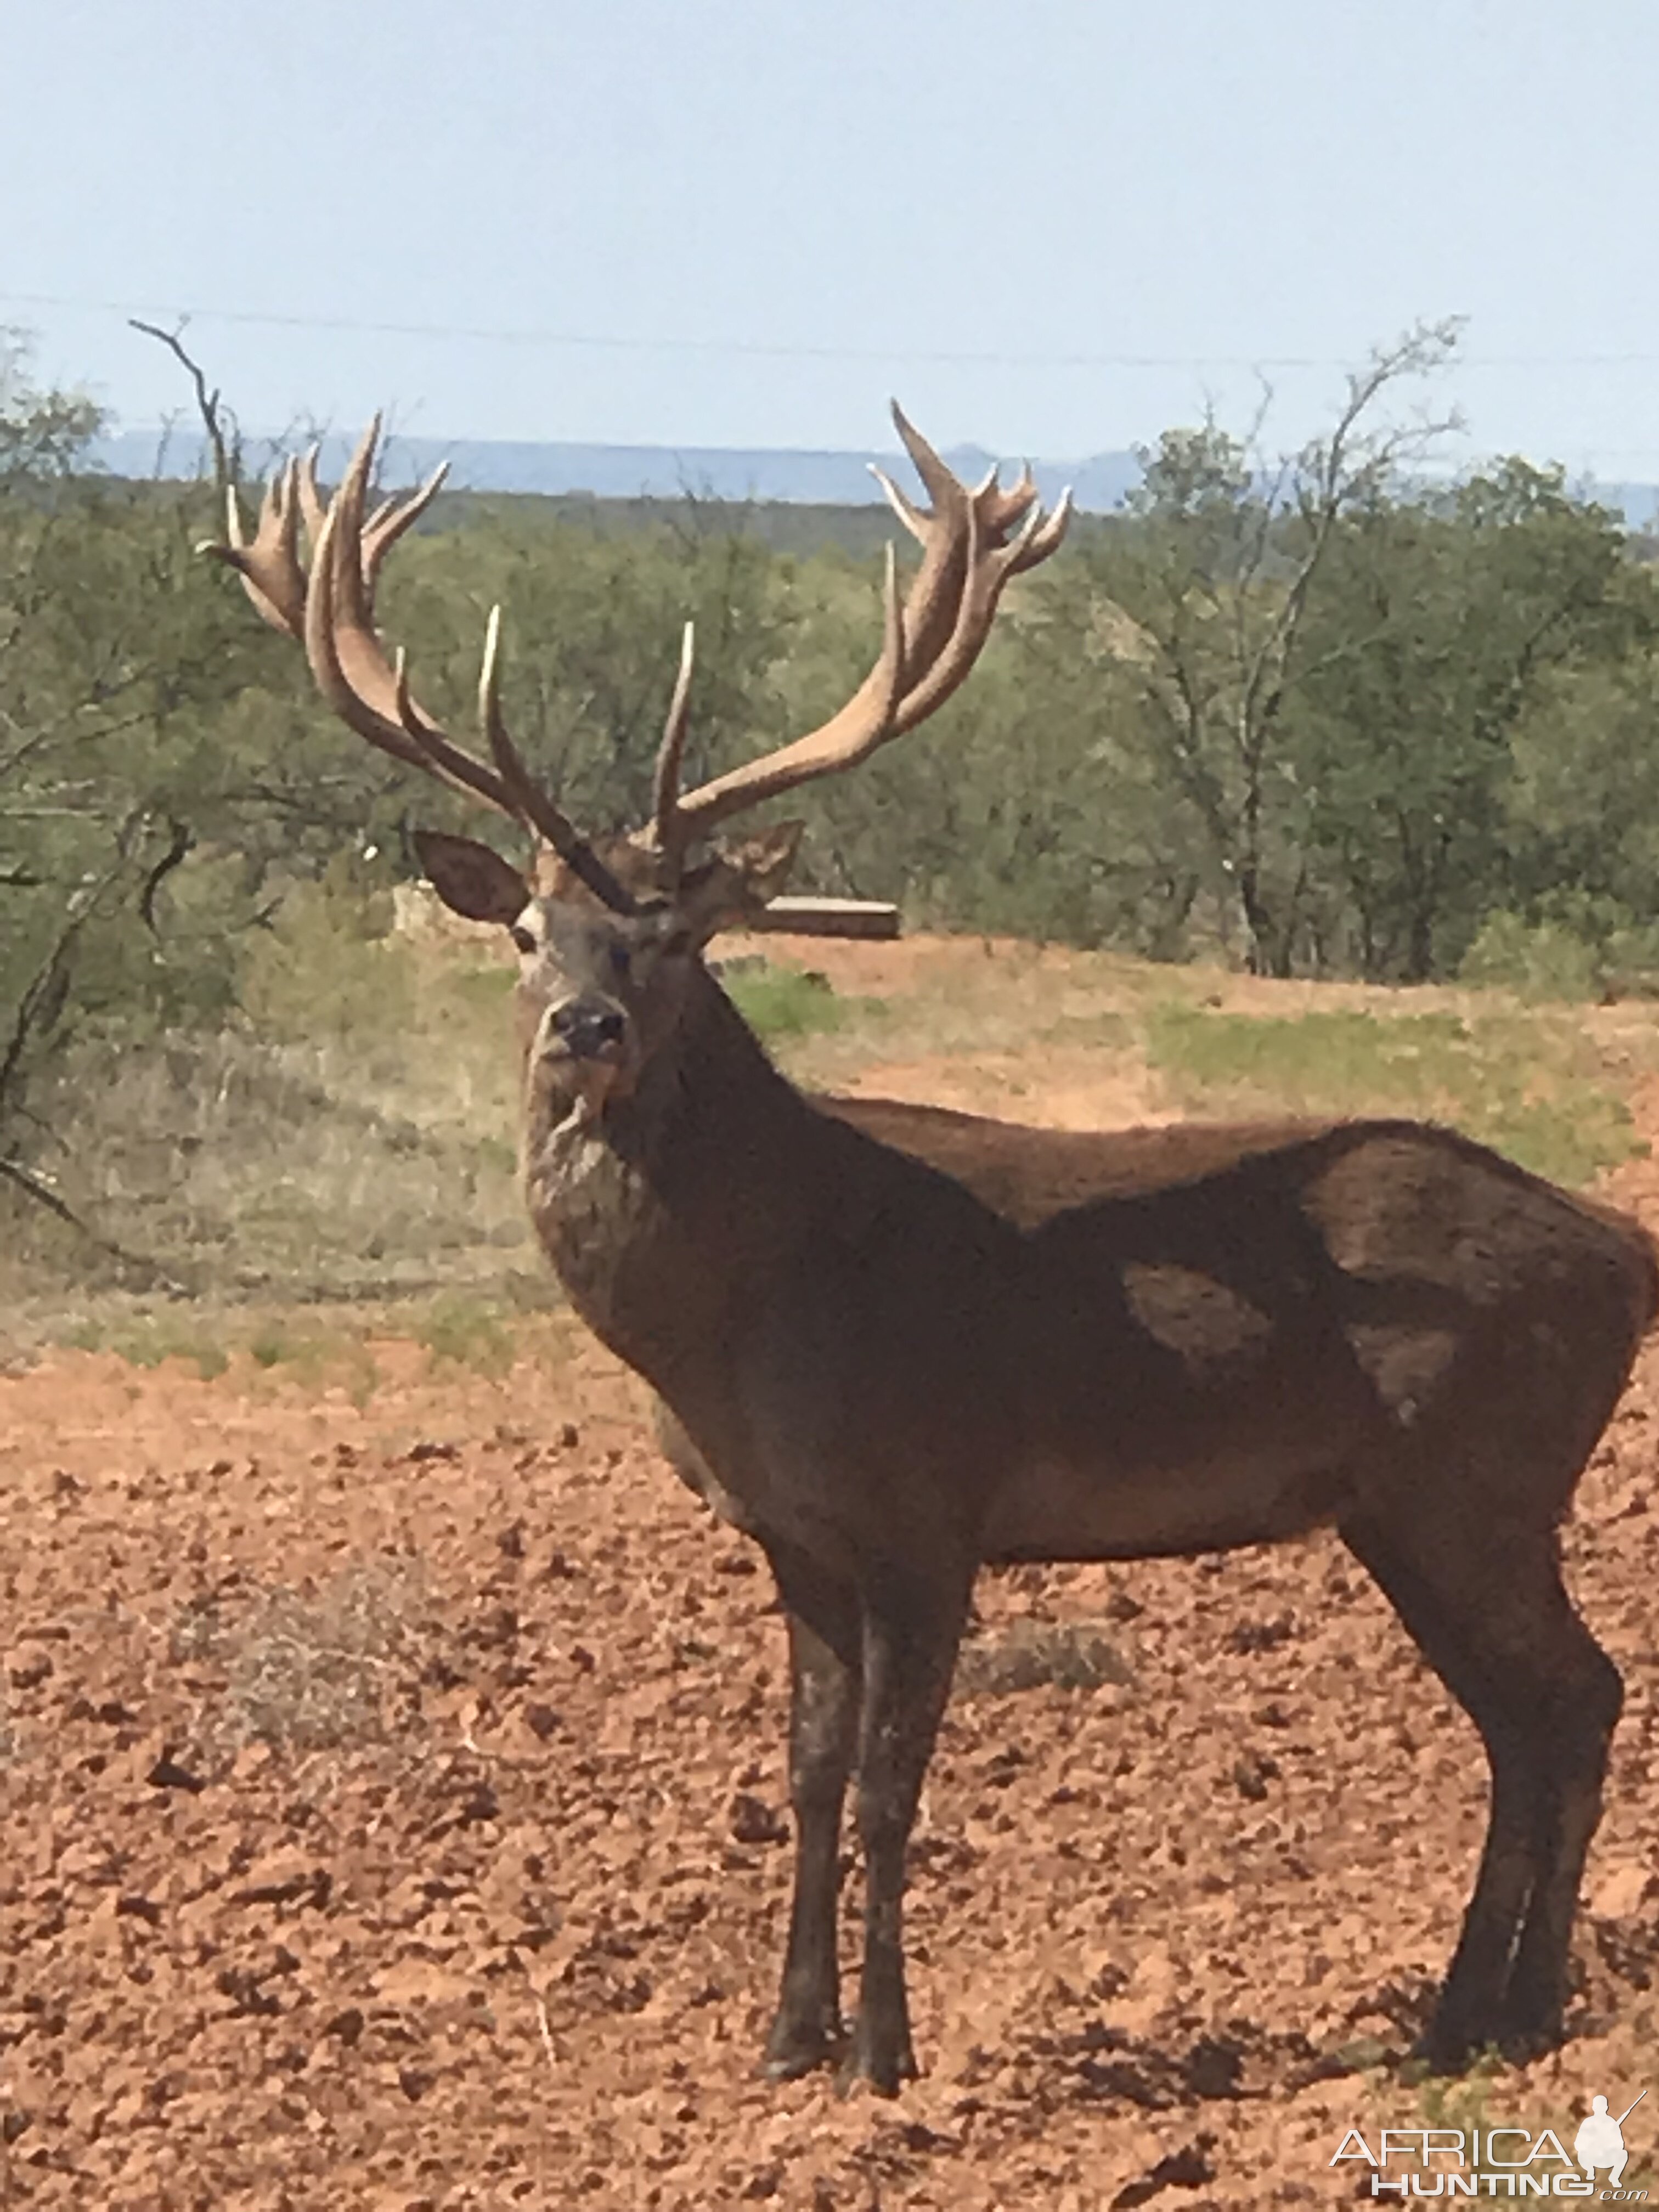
526;960;837;1391
611;960;812;1175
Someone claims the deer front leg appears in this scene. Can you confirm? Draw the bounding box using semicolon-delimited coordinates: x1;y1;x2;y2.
847;1568;970;2096
763;1548;861;2078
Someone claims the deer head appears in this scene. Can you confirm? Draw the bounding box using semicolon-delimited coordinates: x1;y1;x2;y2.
204;407;1070;1113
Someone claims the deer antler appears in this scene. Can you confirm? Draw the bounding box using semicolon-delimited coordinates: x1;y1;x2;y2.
207;407;1069;910
204;424;639;914
648;404;1071;868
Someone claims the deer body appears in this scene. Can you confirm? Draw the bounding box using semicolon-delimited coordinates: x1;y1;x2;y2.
618;993;1650;1568
207;402;1655;2096
526;962;1653;2087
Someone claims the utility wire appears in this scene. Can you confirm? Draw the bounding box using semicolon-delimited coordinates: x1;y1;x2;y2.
5;289;1659;373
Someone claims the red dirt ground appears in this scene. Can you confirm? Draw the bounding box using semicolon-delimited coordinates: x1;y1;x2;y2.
4;1122;1659;2205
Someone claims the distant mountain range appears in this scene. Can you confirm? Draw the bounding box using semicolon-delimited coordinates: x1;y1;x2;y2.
89;427;1142;512
88;426;1659;528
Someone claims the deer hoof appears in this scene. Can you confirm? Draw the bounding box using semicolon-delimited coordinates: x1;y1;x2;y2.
760;2013;845;2080
837;2022;918;2099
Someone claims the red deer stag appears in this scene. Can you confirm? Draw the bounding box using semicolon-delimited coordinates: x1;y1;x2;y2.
207;409;1656;2096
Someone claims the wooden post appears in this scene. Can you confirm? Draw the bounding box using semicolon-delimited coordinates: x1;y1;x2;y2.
748;896;901;941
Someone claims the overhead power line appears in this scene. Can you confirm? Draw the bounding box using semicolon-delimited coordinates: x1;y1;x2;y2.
5;289;1659;374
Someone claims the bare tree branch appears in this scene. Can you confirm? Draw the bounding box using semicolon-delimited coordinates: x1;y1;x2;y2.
0;1156;192;1295
138;815;193;932
128;319;235;490
1237;320;1464;766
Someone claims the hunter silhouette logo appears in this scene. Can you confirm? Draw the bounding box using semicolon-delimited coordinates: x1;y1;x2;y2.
1576;2092;1644;2191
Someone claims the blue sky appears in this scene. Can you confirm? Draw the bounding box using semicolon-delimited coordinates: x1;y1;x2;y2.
7;1;1659;475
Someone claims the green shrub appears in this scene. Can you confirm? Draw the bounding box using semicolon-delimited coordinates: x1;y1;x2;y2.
723;960;877;1044
1460;911;1603;1002
238;855;415;1046
1145;1002;1641;1186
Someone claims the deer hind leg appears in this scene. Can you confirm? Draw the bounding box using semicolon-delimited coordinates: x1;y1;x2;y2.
761;1547;862;2079
1498;1584;1620;2051
845;1562;973;2096
1340;1513;1605;2068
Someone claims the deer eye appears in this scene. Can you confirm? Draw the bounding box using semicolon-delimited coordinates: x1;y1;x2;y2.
607;941;633;981
510;924;537;956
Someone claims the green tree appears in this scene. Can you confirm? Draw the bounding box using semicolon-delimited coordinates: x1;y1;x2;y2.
1290;462;1644;979
0;340;282;1260
1061;322;1462;973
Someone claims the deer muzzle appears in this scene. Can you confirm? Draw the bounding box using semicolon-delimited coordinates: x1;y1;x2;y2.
543;997;629;1064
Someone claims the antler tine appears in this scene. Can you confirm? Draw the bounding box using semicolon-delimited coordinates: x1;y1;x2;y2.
302;427;426;754
302;495;460;778
199;458;307;637
651;621;698;873
875;404;1007;681
889;500;1023;733
361;458;450;595
668;543;906;838
296;445;326;561
478;607;639;913
659;404;1069;843
894;402;1041;541
303;442;527;811
889;400;971;513
979;460;1039;539
868;462;929;546
889;482;1072;731
1012;486;1074;573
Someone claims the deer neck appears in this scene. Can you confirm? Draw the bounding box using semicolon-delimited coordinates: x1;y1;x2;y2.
520;961;821;1384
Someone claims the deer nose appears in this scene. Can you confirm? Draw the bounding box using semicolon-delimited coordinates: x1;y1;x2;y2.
551;1000;627;1059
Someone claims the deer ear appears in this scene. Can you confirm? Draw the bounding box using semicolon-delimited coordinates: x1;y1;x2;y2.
726;820;804;904
413;830;531;925
673;821;805;945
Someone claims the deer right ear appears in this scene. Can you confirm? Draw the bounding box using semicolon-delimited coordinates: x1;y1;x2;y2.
413;830;532;926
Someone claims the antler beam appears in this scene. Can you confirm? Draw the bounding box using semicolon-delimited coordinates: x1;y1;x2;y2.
206;404;1070;907
204;425;639;913
648;404;1071;866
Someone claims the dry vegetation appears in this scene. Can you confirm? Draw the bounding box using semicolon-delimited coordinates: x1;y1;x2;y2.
7;912;1659;1371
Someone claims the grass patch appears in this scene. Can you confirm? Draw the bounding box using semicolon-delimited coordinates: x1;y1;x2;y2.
721;958;884;1046
63;1313;232;1381
1145;1003;1643;1186
416;1291;518;1378
8;1283;577;1391
173;1560;427;1753
62;1308;385;1401
10;912;532;1316
955;1617;1134;1697
245;1323;382;1405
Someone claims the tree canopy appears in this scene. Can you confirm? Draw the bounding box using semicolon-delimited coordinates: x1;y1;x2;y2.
7;323;1659;1251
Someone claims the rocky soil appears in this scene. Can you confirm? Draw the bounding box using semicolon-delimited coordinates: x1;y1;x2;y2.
2;1156;1658;2205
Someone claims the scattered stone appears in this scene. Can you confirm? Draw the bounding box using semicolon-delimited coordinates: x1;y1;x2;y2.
727;1794;788;1847
146;1750;206;1793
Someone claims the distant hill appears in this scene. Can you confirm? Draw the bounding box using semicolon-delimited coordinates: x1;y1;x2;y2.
88;426;1659;532
90;426;1144;514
